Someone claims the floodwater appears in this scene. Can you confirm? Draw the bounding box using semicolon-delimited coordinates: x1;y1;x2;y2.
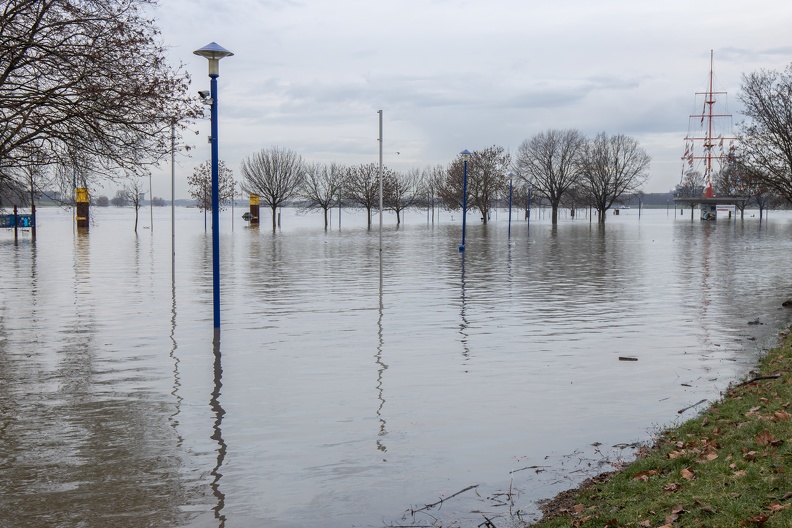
2;205;792;528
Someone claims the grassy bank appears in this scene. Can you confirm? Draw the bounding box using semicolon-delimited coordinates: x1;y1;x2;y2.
530;329;792;528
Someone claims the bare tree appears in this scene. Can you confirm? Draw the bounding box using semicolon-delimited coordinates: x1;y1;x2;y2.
188;160;235;231
0;0;200;190
418;164;444;223
343;163;379;228
111;189;128;207
738;64;792;204
123;177;145;233
738;163;779;221
439;146;510;224
514;129;586;224
188;160;235;211
302;162;344;229
579;133;651;223
241;146;305;230
383;168;420;225
715;155;752;218
0;177;26;208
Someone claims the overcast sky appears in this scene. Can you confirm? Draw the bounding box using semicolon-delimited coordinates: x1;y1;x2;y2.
149;0;792;199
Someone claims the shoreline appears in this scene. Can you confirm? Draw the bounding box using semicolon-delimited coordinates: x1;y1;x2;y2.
525;322;792;527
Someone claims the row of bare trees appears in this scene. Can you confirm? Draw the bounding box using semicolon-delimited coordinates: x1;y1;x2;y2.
188;134;649;230
514;130;651;224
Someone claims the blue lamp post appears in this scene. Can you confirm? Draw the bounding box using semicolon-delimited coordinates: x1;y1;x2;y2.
194;42;233;330
507;171;514;238
526;182;532;228
459;149;471;252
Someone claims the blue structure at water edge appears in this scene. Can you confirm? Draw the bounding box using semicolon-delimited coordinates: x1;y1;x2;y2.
1;214;34;228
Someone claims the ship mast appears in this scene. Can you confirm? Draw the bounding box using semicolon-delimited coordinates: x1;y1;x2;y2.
683;50;734;198
704;50;715;198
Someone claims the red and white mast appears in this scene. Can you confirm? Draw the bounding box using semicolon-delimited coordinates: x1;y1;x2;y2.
683;50;734;198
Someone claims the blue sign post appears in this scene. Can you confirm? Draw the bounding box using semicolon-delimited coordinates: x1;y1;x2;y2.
1;214;34;228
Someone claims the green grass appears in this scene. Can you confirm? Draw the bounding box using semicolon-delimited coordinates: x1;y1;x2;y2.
529;330;792;528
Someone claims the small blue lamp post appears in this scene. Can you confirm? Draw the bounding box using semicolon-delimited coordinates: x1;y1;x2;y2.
507;172;514;238
458;149;471;252
526;182;533;228
194;42;233;330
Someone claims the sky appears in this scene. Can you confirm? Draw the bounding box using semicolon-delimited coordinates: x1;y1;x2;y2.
147;0;792;200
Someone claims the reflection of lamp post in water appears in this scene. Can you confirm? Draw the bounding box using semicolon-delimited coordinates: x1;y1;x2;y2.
375;253;388;454
459;149;471;252
210;335;227;525
194;42;233;331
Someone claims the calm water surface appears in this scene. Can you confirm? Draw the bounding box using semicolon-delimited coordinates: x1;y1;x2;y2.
2;206;792;527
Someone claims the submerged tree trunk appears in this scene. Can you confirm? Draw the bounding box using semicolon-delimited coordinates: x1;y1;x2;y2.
551;203;559;224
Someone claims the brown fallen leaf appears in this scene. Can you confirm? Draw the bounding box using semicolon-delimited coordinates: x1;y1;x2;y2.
740;513;770;526
743;451;758;461
773;410;792;421
755;430;777;446
663;482;682;493
638;520;651;527
680;467;695;480
695;499;717;514
733;470;747;478
767;501;790;512
632;470;659;481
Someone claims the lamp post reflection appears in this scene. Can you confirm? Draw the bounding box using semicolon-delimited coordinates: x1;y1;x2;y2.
375;252;388;454
459;255;470;361
210;334;227;526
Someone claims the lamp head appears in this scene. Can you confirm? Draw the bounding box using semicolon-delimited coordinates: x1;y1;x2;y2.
460;149;471;160
193;42;234;76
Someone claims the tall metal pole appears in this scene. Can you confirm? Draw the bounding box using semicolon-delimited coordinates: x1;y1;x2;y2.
231;179;235;232
194;42;233;332
507;172;513;238
149;171;153;232
527;184;532;228
378;110;383;253
459;150;470;252
210;72;220;329
171;121;175;283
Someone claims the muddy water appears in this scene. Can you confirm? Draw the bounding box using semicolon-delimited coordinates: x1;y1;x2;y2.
1;206;791;527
